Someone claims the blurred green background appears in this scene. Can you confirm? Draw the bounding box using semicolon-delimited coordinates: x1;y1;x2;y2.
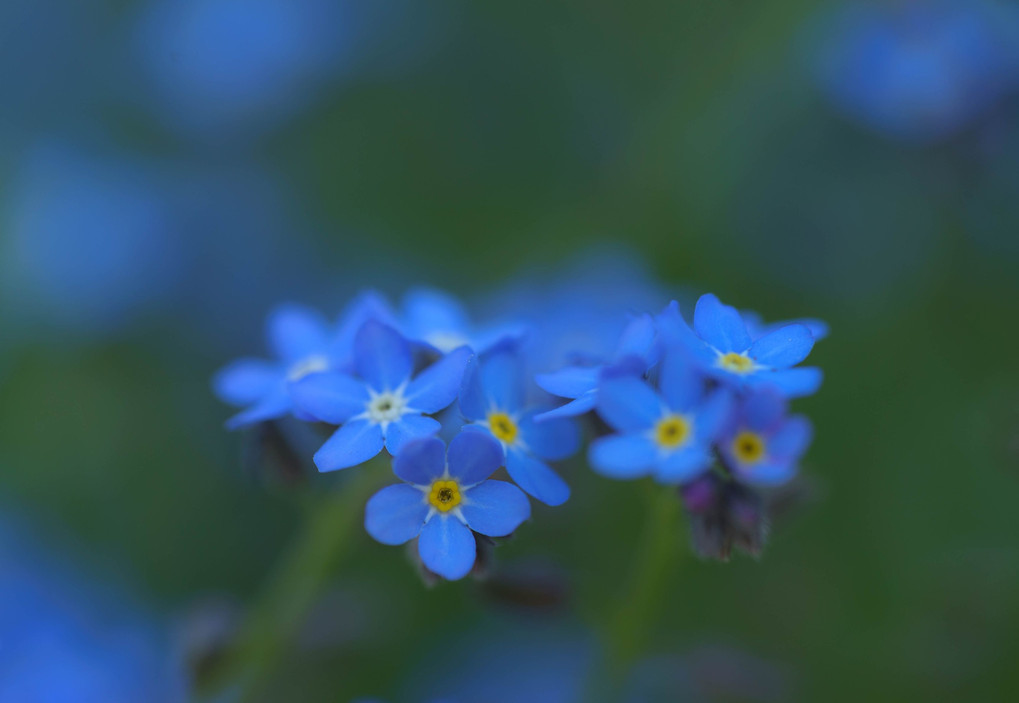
1;0;1018;701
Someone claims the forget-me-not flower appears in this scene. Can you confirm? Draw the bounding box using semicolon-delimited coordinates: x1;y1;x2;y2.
718;390;813;486
460;348;580;506
365;432;530;580
589;349;731;484
214;303;349;429
660;295;822;398
810;0;1019;142
535;312;658;422
290;321;471;471
400;287;527;355
136;0;355;138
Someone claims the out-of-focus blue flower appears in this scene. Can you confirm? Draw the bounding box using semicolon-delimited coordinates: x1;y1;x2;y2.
718;390;813;486
135;0;355;138
589;349;731;484
812;0;1019;142
290;321;471;470
460;348;580;506
399;287;528;355
0;521;188;702
660;295;822;399
535;312;658;422
365;433;530;580
485;250;664;371
214;300;370;429
0;144;183;335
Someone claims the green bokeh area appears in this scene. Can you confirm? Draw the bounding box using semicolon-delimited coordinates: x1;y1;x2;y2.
2;2;1018;701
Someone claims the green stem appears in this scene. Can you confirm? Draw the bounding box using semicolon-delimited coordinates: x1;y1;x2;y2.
606;484;682;678
203;467;384;700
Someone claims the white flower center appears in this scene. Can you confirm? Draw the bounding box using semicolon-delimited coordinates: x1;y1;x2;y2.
366;390;407;424
287;354;330;382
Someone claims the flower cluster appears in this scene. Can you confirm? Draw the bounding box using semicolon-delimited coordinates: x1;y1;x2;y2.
214;286;825;577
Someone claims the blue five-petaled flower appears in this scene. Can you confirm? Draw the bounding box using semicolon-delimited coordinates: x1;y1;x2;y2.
719;389;813;486
459;348;580;506
588;348;732;484
660;294;822;398
213;303;349;429
365;432;531;580
290;321;472;471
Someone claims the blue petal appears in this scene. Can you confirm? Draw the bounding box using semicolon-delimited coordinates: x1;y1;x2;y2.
385;415;441;456
224;387;290;429
288;372;368;424
364;484;427;545
799;318;829;342
471;321;530;355
505;450;570;506
737;460;796;486
658;348;703;411
654;445;713;484
213;358;282;406
533;393;597;422
405;347;473;413
753;367;823;398
447;430;503;485
518;413;579;461
460;480;531;537
694;388;733;442
656;301;716;365
333;291;398;363
749;324;815;368
596;376;662;433
314;419;385;471
458;355;487;421
354;321;413;392
693;294;751;353
615;313;658;361
268;303;331;363
769;416;813;459
403;288;470;338
741;390;787;432
418;516;476;580
392;436;446;484
534;366;599;399
480;348;524;412
588;434;657;479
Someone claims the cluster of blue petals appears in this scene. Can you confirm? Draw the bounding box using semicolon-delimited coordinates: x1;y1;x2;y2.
214;287;825;578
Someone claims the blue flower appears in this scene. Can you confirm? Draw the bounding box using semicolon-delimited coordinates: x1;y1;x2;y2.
290;321;472;471
213;297;384;429
364;433;530;580
660;294;822;398
535;312;658;422
135;0;356;138
399;287;527;355
0;520;188;702
1;144;183;335
810;0;1019;142
588;349;731;484
718;390;813;486
460;348;580;506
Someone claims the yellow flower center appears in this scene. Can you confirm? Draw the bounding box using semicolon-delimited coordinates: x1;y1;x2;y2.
732;431;766;465
655;415;690;449
428;479;462;512
488;412;518;444
718;352;754;374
